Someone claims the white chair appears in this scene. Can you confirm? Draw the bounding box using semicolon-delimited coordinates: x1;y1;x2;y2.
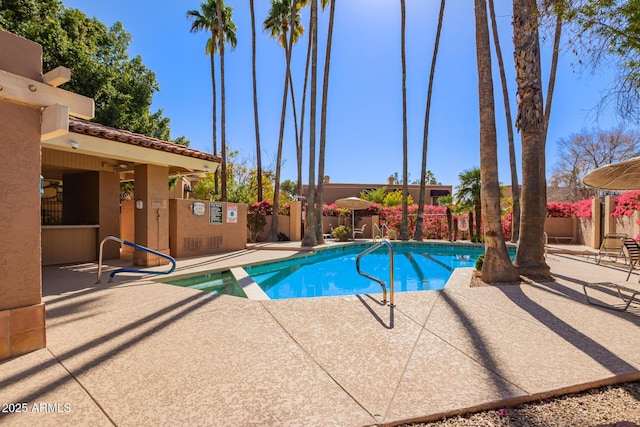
323;225;334;240
353;224;366;238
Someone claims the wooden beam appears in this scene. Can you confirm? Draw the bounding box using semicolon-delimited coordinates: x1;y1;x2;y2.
41;104;69;141
43;66;71;87
0;69;94;119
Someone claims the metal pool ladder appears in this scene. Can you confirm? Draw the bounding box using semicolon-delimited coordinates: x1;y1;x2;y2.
96;236;176;284
356;240;395;306
373;223;391;241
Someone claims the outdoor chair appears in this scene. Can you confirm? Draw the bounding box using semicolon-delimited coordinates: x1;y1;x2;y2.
353;224;366;238
591;233;628;264
583;237;640;311
622;237;640;280
323;225;334;240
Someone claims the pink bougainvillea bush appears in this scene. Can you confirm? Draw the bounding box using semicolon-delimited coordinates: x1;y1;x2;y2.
378;204;448;240
611;190;640;218
574;198;594;218
502;209;513;241
609;191;640;240
547;202;575;218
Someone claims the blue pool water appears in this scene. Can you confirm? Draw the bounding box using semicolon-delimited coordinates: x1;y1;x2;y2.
245;242;496;300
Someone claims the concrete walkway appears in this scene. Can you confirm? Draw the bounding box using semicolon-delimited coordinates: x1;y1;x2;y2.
1;243;639;426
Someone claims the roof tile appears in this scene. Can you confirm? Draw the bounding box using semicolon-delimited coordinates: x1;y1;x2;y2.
68;117;221;163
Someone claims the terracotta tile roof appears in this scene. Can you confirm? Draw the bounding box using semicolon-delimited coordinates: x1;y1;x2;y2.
69;117;221;163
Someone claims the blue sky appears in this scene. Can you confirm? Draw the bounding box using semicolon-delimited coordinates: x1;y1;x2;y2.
62;0;621;189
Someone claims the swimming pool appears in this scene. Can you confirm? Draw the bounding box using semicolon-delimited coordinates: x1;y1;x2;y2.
244;242;498;300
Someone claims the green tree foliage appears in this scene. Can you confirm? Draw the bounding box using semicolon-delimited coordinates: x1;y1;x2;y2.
280;180;298;199
568;0;640;120
383;190;413;207
455;168;481;239
360;186;387;204
0;0;186;143
192;149;275;204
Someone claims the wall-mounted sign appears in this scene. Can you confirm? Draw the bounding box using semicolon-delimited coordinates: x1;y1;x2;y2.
209;202;223;224
227;204;238;223
152;199;167;209
192;201;206;216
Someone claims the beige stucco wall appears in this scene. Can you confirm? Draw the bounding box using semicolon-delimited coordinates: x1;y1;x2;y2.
169;200;247;258
0;100;42;310
0;30;46;359
98;171;121;259
544;217;576;241
120;200;135;258
134;164;170;266
0;31;42;81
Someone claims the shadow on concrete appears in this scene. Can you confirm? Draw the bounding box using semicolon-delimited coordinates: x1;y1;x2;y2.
0;291;218;423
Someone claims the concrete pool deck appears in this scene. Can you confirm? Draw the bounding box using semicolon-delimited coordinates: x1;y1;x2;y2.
1;241;639;426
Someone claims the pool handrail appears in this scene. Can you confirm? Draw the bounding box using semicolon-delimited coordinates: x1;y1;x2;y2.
96;236;176;284
373;223;391;242
355;239;395;307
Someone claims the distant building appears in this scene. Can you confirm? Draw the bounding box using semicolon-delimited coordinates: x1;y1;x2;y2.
502;184;598;204
302;176;452;205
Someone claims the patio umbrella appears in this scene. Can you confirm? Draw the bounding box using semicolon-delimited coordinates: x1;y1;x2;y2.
334;197;372;238
583;156;640;190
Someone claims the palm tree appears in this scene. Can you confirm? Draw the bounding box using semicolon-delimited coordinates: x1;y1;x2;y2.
216;0;229;201
512;0;551;278
473;0;519;282
264;0;305;241
415;0;446;241
249;0;263;201
314;0;334;243
399;0;409;241
302;0;318;246
487;0;520;243
298;3;313;198
455;168;482;241
186;0;236;198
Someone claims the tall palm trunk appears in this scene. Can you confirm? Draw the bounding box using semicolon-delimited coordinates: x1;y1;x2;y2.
415;0;446;240
315;0;336;243
474;0;519;282
250;0;263;201
543;12;562;145
287;71;301;192
298;11;312;197
399;0;409;241
513;0;550;278
210;37;219;195
216;0;227;201
270;19;295;241
302;0;319;246
487;0;520;242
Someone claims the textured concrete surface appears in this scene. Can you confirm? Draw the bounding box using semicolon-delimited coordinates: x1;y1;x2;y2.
1;243;639;426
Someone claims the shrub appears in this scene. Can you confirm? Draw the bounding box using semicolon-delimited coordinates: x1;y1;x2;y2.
247;200;272;242
383;190;414;207
322;203;340;216
475;254;484;271
612;190;640;217
332;225;352;242
547;202;574;218
574;198;594;218
360;186;387;203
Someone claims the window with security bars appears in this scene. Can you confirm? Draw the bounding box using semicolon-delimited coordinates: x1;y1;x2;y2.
41;182;63;225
